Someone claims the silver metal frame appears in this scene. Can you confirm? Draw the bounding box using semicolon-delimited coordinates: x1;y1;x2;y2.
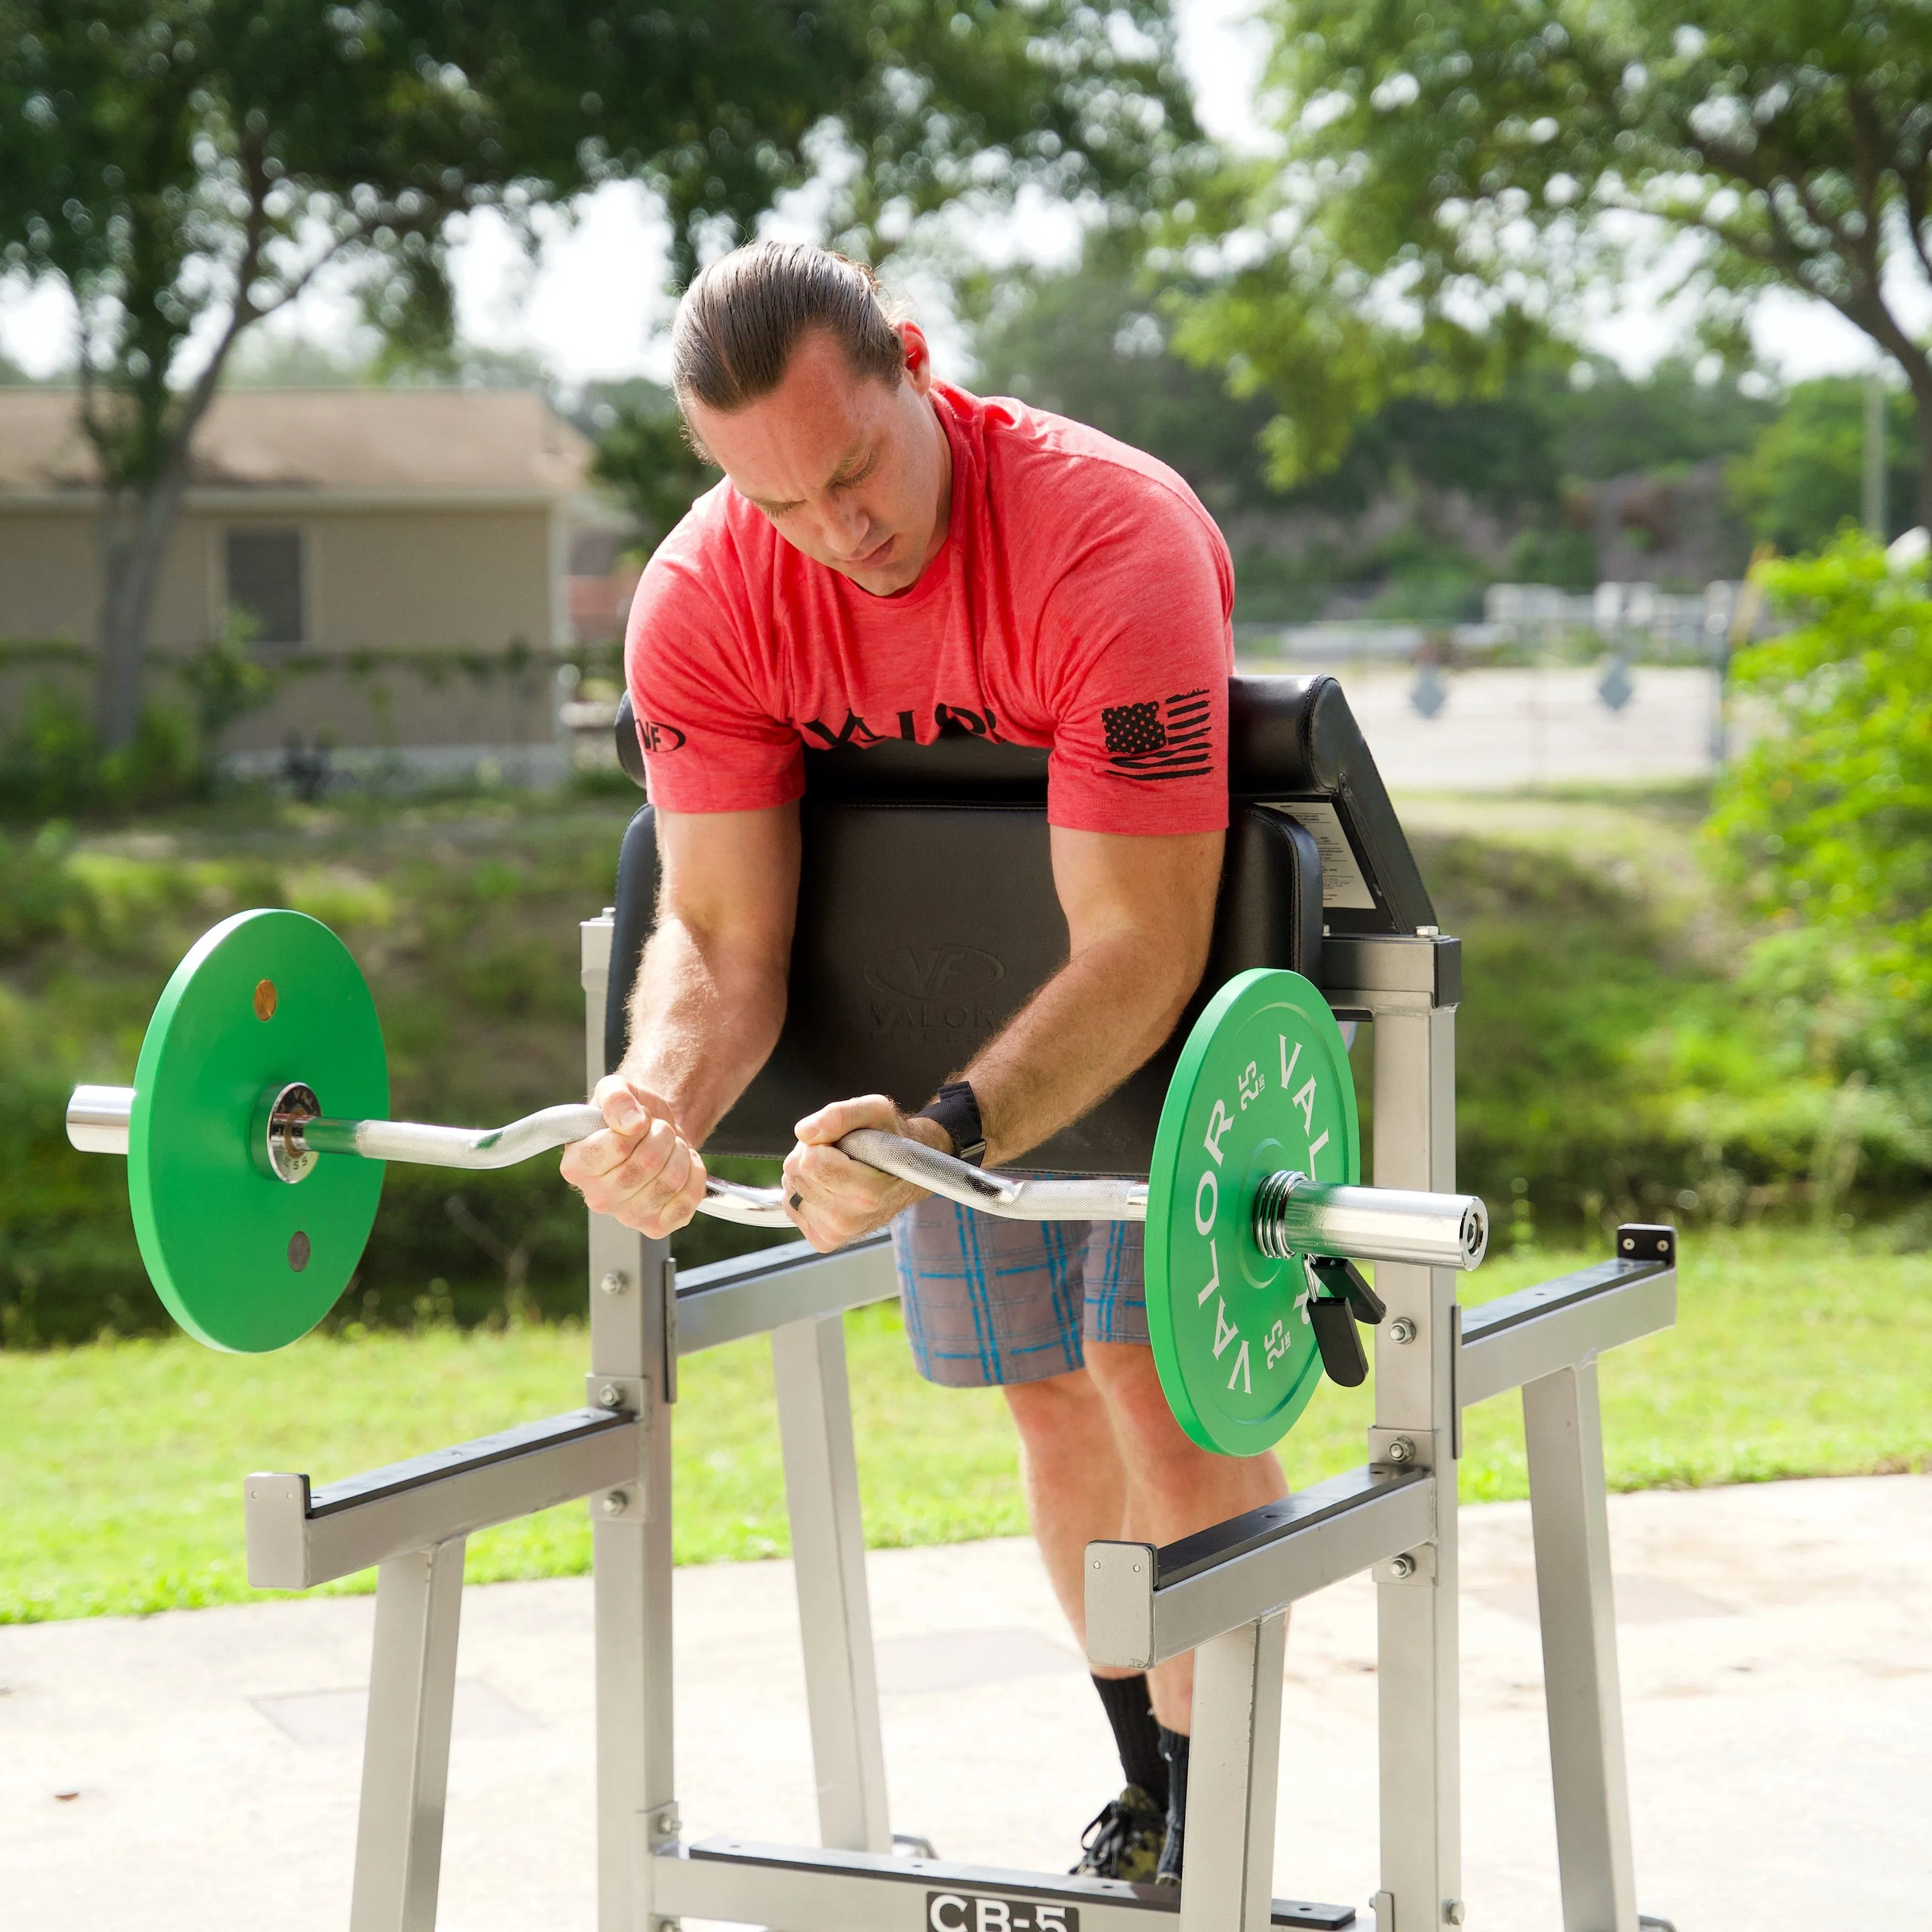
773;1311;893;1853
349;1537;466;1932
229;915;1676;1932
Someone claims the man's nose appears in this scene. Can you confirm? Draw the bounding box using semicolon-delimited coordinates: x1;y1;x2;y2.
824;495;872;555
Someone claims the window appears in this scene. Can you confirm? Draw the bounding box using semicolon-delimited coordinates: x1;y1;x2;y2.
225;527;305;645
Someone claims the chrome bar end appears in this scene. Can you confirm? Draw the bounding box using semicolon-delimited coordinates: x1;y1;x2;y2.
67;1084;135;1156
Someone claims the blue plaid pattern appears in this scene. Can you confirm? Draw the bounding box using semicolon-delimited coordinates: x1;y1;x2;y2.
889;1196;1148;1387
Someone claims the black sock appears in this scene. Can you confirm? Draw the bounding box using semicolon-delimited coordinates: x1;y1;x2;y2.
1157;1727;1189;1878
1091;1673;1168;1808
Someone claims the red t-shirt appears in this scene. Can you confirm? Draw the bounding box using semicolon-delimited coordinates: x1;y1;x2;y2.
625;382;1234;834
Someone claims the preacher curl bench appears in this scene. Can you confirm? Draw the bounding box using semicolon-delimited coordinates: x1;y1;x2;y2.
231;675;1678;1932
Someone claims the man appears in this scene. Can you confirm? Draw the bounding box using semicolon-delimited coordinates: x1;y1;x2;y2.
561;241;1287;1884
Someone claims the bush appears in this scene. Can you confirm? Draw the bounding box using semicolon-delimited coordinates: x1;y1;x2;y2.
1416;832;1708;1227
0;685;204;819
1703;533;1932;1204
0;625;281;822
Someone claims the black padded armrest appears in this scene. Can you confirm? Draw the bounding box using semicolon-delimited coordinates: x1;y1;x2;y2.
606;796;1321;1171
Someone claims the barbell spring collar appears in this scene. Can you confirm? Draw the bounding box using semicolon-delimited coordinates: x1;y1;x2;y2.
1254;1169;1488;1271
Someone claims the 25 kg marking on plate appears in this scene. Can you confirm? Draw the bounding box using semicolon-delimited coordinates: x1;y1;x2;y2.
927;1892;1079;1932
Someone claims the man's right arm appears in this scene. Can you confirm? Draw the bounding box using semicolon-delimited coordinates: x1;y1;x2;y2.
560;803;800;1236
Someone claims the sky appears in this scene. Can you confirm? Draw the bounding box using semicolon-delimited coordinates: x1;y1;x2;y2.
0;0;1912;389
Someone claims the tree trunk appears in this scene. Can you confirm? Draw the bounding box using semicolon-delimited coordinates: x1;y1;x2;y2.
1914;378;1932;542
94;466;189;751
1880;339;1932;542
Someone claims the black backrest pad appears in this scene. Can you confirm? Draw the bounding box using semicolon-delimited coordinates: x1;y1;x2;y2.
606;675;1431;1172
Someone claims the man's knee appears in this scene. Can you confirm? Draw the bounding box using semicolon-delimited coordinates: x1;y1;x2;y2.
1082;1339;1182;1435
1084;1340;1264;1487
1004;1365;1107;1461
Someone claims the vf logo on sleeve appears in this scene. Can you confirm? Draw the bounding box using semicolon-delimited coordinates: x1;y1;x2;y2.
636;717;687;752
1101;689;1213;781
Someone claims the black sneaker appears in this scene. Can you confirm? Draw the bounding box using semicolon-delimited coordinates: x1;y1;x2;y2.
1070;1785;1165;1882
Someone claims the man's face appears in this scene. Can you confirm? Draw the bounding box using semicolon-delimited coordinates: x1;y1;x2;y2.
684;323;951;597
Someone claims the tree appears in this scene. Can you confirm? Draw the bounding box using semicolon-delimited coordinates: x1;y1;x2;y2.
0;1;1196;747
969;237;1579;519
969;235;1283;521
1173;0;1932;524
586;380;720;560
1728;375;1919;552
1546;355;1776;482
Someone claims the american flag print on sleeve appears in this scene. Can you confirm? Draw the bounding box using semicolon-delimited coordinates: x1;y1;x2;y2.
1101;688;1215;781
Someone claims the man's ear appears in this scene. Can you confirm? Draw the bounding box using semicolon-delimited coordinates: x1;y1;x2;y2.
898;320;935;395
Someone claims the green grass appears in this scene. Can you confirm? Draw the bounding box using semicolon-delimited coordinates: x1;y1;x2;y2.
4;1226;1928;1623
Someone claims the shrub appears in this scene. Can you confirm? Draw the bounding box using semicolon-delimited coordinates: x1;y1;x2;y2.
1706;532;1932;1203
0;686;205;819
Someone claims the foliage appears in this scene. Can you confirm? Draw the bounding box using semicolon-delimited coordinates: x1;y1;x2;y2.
0;0;1196;381
968;235;1283;522
968;247;1777;612
173;614;278;739
971;242;1568;523
0;684;205;817
1504;521;1599;591
4;1225;1926;1620
0;636;643;824
1175;0;1932;509
1549;356;1779;483
1399;781;1932;1227
1230;528;1506;623
587;380;720;560
0;619;283;818
1727;376;1920;552
1416;826;1717;1222
0;0;1198;740
1705;533;1932;1198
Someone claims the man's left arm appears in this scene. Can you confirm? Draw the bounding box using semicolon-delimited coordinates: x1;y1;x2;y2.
783;824;1223;1248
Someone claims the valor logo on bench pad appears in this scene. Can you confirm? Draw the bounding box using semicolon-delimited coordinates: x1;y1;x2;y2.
864;944;1010;1047
864;945;1006;1002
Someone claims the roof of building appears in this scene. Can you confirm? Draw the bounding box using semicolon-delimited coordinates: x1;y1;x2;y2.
0;386;595;500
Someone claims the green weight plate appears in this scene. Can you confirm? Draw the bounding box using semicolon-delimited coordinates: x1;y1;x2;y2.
128;909;388;1352
1147;968;1361;1457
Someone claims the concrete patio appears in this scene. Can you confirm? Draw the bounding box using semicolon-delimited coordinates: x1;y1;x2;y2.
2;1473;1925;1930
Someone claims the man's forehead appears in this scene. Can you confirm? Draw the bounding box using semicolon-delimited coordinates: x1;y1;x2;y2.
688;335;889;500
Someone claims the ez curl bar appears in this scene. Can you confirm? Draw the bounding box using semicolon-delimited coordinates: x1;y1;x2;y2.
68;909;1487;1454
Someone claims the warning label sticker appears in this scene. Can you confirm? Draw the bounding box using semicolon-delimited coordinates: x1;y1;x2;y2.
1265;801;1376;910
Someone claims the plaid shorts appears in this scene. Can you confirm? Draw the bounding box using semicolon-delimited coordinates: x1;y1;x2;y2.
889;1195;1149;1388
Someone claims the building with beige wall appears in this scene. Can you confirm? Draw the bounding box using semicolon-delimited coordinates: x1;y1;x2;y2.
0;387;631;778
